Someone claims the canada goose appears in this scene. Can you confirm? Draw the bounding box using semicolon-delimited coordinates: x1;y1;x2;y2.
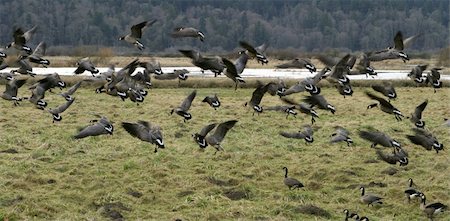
100;59;140;94
281;67;330;96
28;73;66;108
282;167;304;190
0;51;6;58
119;20;157;50
419;193;447;220
359;187;383;206
408;64;428;84
192;123;217;149
6;26;37;54
337;83;354;98
59;81;82;101
234;51;249;76
27;41;49;67
330;126;353;146
408;100;428;128
28;86;47;109
359;130;401;148
368;31;409;62
264;105;297;119
171;27;205;42
366;91;403;121
179;50;224;75
170;90;196;122
122;121;164;153
426;68;442;92
323;54;352;85
47;98;75;123
1;78;27;105
74;57;99;76
222;58;245;90
244;81;274;115
10;56;35;77
130;70;152;88
406;128;444;153
201;120;238;154
202;94;220;110
348;54;377;78
0;72;14;83
376;146;408;166
303;94;336;114
114;78;145;104
239;41;268;65
280;125;314;143
275;58;316;73
343;209;359;221
154;69;189;86
371;81;397;101
139;58;162;75
264;79;287;96
74;115;113;139
404;178;421;203
96;64;115;83
281;97;319;124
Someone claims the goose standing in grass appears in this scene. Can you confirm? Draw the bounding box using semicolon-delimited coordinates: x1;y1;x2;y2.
343;209;359;221
27;41;49;67
74;115;113;139
376;146;408;166
426;68;442;92
244;81;274;115
419;193;447;220
1;78;27;105
303;94;336;114
170;27;205;42
239;41;268;65
330;126;353;146
275;58;316;73
282;167;304;190
202;94;220;110
408;100;428;128
406;128;444;153
404;178;421;203
366;91;403;121
367;31;409;62
408;64;428;84
371;81;397;102
74;57;99;76
281;97;319;124
6;26;37;54
179;49;224;76
122;121;164;153
58;81;82;101
222;57;245;90
47;98;75;123
119;20;157;50
170;90;196;122
280;125;314;143
359;130;401;148
203;120;238;154
359;187;383;206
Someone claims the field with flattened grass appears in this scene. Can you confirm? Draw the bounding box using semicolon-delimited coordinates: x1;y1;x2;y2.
0;79;449;220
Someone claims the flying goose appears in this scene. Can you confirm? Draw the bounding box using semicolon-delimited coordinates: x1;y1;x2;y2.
359;187;383;206
222;58;245;90
122;121;164;153
59;81;82;101
28;86;47;109
170;90;196;122
348;54;377;78
303;94;336;114
0;72;14;82
280;125;314;143
6;26;37;54
408;100;428;128
47;98;75;123
119;20;157;50
154;69;189;86
193;120;237;154
1;78;27;105
28;41;49;67
419;193;447;220
404;178;421;203
131;70;152;88
239;41;268;65
281;67;330;96
336;83;354;98
275;58;316;73
367;31;409;62
202;94;220;110
282;167;304;190
366;91;403;121
359;130;401;148
323;54;352;85
376;146;408;166
171;27;205;42
234;51;249;76
244;81;274;115
264;105;297;118
407;64;428;84
426;68;442;92
406;128;444;153
281;97;319;124
10;56;35;77
179;50;224;75
74;57;99;76
139;58;163;75
330;126;353;146
371;81;397;101
74;115;113;139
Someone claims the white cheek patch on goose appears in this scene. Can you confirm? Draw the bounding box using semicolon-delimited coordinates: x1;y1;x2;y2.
104;125;113;133
212;101;220;107
253;105;263;112
156;139;164;146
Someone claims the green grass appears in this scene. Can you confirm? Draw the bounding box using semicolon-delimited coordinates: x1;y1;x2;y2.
0;85;449;220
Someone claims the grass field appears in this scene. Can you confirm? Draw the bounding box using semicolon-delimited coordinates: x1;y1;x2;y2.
0;82;449;220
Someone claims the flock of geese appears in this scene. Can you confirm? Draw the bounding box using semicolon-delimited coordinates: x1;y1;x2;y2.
0;20;448;220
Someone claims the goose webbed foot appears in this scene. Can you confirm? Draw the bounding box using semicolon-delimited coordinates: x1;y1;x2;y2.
154;148;158;153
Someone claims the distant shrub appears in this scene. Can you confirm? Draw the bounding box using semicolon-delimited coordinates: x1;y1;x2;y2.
437;46;450;67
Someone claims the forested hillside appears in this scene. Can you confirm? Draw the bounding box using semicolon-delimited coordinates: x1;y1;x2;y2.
0;0;447;55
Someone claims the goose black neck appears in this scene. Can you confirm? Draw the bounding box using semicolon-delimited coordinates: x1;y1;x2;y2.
283;167;288;178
